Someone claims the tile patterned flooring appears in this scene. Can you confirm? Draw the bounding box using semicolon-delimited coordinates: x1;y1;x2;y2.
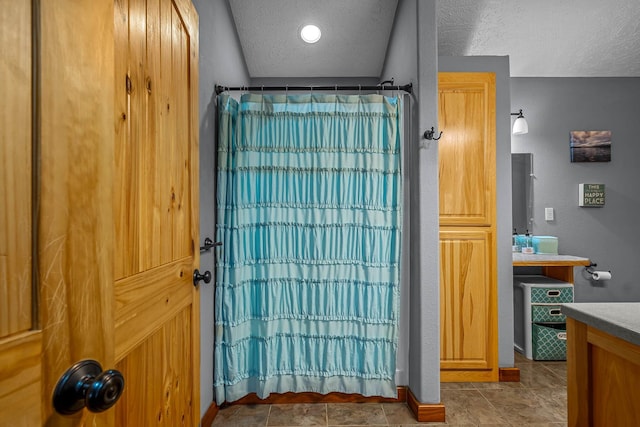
209;352;567;426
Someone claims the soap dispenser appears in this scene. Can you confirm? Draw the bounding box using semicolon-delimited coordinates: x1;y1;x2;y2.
512;229;520;253
522;230;534;254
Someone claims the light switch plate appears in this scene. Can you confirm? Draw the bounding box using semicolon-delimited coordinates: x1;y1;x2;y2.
545;207;554;221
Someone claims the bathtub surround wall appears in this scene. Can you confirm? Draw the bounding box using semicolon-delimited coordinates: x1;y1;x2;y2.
192;0;250;418
511;77;640;303
438;57;514;368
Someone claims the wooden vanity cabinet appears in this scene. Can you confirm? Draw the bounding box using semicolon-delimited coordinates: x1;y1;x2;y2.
563;304;640;426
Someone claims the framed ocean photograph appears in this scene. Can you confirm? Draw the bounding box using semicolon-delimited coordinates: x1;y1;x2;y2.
570;130;612;162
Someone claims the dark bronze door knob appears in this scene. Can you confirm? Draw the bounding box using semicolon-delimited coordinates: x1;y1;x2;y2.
193;269;212;286
53;359;125;415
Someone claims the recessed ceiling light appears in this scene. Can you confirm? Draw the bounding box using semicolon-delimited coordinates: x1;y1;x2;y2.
300;24;321;44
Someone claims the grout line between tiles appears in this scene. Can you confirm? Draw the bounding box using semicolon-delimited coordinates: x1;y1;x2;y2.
266;404;272;426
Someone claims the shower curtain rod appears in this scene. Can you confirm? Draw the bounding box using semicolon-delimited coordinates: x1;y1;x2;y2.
214;82;412;95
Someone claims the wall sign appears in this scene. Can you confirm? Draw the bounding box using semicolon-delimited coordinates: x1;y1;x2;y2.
579;183;605;207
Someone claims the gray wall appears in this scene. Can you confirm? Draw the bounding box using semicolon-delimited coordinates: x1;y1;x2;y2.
379;0;420;392
192;0;250;418
511;77;640;303
438;56;514;368
382;0;440;404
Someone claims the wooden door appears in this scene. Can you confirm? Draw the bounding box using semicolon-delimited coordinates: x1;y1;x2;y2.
2;0;117;424
0;1;40;424
113;0;199;425
0;0;199;425
438;72;497;382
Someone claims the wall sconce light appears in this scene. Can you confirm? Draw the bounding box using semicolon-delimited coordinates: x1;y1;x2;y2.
511;109;528;135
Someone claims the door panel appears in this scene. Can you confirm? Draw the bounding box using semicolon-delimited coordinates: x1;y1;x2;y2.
0;333;41;425
0;0;33;339
439;230;494;372
114;0;194;277
438;73;496;227
114;0;199;425
116;307;194;426
1;1;36;425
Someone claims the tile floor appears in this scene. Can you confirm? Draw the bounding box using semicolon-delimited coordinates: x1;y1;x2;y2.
209;352;567;426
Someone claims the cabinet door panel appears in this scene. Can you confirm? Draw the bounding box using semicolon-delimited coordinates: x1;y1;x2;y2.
439;229;497;381
438;73;496;227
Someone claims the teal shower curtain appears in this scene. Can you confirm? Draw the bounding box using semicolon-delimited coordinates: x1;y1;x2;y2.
214;92;403;404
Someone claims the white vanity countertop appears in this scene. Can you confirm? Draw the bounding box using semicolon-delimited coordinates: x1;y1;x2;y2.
561;303;640;347
512;253;590;266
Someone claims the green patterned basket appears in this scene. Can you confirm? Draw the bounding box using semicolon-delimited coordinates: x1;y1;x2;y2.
531;305;566;323
532;323;567;361
530;287;574;304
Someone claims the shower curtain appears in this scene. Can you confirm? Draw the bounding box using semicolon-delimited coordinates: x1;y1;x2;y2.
214;92;403;404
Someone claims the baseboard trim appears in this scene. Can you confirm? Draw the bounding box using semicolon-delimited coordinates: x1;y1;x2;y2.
207;386;446;423
225;387;407;405
499;367;521;382
201;401;219;427
406;388;446;423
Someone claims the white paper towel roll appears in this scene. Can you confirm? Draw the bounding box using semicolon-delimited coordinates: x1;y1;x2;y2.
591;271;612;281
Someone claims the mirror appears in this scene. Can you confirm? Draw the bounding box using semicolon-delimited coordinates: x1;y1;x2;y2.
511;153;533;234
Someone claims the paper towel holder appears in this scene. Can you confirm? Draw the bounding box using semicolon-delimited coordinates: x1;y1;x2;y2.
585;262;603;275
585;262;598;275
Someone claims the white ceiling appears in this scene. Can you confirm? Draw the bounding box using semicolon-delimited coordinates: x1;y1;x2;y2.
438;0;640;77
228;0;398;78
229;0;640;78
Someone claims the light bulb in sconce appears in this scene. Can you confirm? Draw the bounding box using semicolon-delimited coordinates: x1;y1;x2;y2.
511;109;529;135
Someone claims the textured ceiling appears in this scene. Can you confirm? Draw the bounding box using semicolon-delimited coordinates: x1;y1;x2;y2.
438;0;640;77
229;0;398;78
229;0;640;78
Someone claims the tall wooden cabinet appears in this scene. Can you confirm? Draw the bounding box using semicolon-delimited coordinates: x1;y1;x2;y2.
438;72;498;382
